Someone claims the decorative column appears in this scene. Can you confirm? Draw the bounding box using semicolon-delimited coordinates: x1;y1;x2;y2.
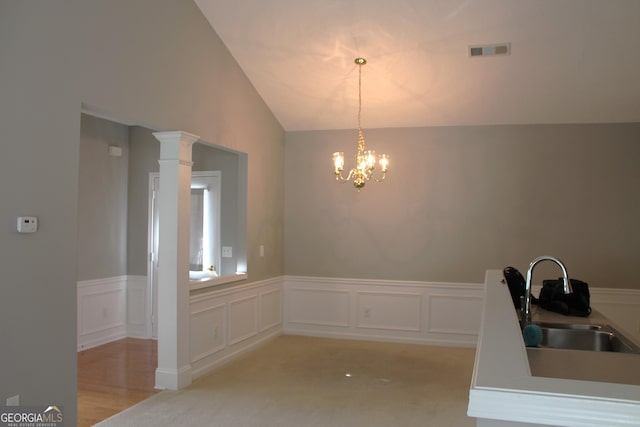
152;131;199;390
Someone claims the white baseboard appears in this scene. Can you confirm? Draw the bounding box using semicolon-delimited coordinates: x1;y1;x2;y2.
78;331;128;352
154;364;192;391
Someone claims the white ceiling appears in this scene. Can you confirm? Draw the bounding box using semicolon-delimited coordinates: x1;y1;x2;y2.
195;0;640;131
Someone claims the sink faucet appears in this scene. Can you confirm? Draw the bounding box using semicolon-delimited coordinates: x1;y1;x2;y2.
523;255;572;325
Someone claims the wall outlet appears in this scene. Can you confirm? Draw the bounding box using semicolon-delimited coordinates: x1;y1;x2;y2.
222;246;232;258
17;216;38;233
363;308;371;319
6;395;20;406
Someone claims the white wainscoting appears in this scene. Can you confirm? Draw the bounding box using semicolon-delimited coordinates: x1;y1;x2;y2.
77;275;148;351
189;277;283;380
77;276;128;351
591;288;640;342
284;276;485;347
77;274;640;367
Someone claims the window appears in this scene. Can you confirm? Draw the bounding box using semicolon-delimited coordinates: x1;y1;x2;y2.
189;171;221;279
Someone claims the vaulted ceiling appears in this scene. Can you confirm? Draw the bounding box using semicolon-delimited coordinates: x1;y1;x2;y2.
194;0;640;131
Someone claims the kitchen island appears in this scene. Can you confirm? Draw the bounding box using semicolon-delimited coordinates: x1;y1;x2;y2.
467;269;640;427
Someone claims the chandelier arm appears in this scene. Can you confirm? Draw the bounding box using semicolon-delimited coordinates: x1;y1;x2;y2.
334;168;355;183
373;173;387;183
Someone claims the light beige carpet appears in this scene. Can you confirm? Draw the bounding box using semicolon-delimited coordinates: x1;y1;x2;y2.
96;335;476;427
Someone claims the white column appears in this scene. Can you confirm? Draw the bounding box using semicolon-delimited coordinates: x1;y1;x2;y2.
152;131;199;390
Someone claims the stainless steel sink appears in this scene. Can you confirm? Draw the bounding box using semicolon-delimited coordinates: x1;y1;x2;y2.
534;321;602;331
532;323;640;354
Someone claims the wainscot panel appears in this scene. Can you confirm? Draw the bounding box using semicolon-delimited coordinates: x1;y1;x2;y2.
591;288;640;343
428;294;484;335
228;295;259;345
287;288;350;328
190;303;226;363
260;288;283;332
356;291;422;331
284;276;484;347
189;277;284;380
77;276;128;351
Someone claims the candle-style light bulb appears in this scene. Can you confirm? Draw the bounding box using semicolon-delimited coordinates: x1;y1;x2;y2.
365;150;376;170
332;152;344;173
379;154;389;172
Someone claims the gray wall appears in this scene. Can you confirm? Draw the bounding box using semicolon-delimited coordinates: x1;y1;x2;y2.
285;123;640;289
77;114;129;281
126;126;160;276
125;132;245;278
193;142;241;277
0;1;285;422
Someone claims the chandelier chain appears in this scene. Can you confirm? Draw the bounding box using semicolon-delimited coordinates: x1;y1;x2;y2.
358;60;362;131
357;60;366;154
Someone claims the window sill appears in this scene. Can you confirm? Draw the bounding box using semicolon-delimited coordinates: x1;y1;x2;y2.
189;273;247;291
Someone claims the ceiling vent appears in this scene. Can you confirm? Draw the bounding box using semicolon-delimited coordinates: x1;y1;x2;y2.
469;42;511;57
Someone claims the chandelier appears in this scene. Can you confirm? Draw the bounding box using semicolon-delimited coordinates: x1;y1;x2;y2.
332;57;389;190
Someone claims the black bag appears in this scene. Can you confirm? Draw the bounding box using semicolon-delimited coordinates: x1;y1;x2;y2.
533;278;591;317
503;266;525;310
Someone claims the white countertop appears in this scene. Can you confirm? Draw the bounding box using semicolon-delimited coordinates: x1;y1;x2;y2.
467;269;640;426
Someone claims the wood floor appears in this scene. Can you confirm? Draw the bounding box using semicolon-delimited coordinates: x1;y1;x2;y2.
78;338;158;427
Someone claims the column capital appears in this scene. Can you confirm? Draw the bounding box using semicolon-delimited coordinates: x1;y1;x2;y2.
153;131;200;163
